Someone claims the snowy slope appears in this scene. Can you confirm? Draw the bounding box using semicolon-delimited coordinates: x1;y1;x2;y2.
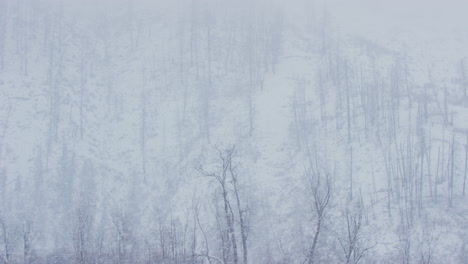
0;0;467;263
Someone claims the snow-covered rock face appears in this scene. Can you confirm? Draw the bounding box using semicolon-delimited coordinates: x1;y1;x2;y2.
0;0;467;263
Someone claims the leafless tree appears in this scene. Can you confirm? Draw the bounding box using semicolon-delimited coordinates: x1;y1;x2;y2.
305;169;332;264
111;208;133;264
338;198;373;264
227;148;250;264
22;218;37;264
72;202;93;264
397;225;412;264
0;216;12;264
196;146;249;264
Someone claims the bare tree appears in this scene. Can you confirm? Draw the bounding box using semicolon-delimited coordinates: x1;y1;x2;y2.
460;59;467;97
397;225;412;264
73;161;96;264
228;148;250;264
305;169;332;264
22;218;37;264
338;198;373;264
0;216;12;264
464;134;468;197
111;207;133;264
419;226;437;264
73;202;93;264
196;146;250;264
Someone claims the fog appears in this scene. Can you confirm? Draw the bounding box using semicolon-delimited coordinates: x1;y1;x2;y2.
329;0;468;41
0;0;467;263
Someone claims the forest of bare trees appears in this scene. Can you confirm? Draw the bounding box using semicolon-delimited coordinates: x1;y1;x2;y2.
0;0;467;263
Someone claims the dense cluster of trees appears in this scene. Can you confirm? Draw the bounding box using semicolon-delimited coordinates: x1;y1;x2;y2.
0;0;467;263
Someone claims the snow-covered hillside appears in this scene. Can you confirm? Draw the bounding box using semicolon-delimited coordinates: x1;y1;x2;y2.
0;0;467;263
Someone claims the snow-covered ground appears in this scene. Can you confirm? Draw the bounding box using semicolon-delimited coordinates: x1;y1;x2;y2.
0;0;467;263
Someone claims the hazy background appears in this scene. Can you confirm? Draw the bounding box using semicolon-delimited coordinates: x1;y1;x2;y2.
0;0;467;263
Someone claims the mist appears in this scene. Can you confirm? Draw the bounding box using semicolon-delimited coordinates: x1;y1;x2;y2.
0;0;467;263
